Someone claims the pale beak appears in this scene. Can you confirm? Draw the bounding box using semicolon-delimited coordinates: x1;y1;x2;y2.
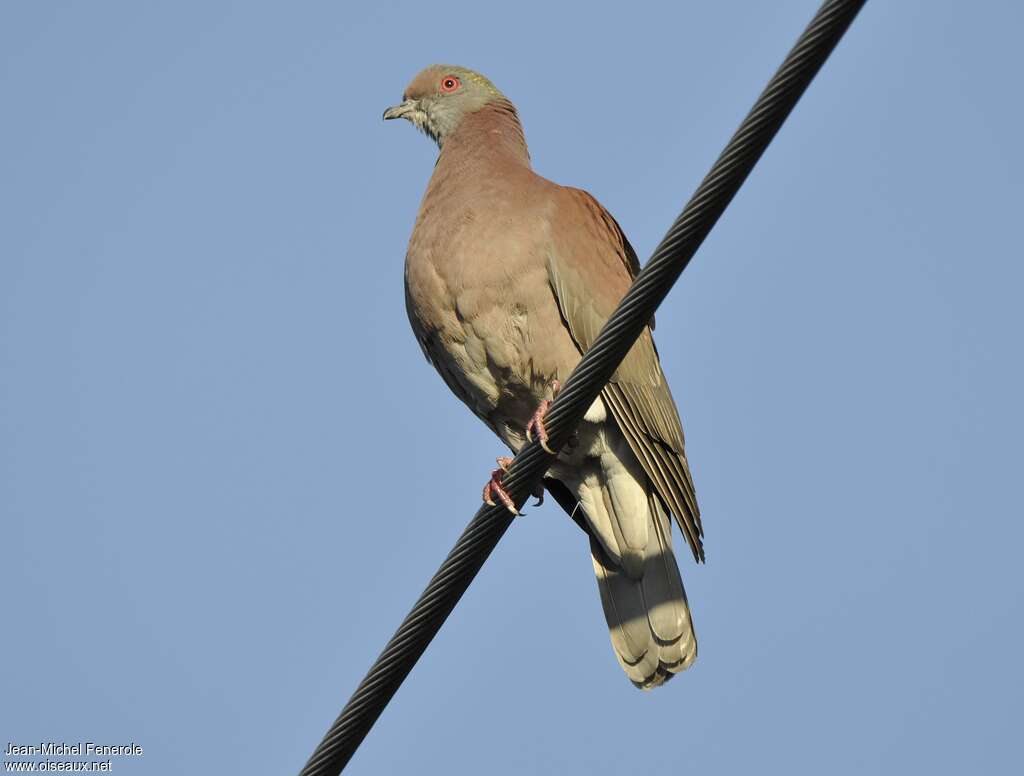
383;99;417;121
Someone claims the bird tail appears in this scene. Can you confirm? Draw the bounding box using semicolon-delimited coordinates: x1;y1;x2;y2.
589;491;697;689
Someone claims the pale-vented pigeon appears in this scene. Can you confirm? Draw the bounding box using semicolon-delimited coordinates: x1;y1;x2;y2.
384;65;703;688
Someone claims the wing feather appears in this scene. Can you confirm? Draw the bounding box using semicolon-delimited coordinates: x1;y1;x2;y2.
547;187;704;562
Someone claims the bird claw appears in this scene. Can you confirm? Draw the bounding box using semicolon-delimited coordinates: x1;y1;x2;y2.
483;457;521;516
525;379;560;455
482;456;546;515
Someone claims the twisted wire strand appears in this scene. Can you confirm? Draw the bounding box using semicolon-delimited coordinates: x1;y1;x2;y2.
300;2;866;772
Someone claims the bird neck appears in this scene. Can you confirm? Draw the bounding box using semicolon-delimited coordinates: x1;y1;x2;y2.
437;99;532;171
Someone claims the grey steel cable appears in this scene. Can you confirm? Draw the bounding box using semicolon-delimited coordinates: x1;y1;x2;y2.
300;1;867;772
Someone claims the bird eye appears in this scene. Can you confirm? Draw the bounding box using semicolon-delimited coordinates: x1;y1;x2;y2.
440;76;460;93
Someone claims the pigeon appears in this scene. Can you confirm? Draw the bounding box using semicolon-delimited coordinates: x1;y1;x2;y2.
385;65;703;688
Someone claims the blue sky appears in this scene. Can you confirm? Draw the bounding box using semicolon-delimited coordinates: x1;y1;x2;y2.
2;2;1022;774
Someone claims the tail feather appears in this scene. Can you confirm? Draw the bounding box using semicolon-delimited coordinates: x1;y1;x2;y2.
547;430;698;689
589;491;696;689
592;542;661;684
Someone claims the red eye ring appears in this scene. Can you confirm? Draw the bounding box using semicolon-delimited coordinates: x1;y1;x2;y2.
440;76;460;93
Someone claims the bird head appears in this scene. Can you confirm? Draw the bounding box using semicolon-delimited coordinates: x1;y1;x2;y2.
383;65;506;147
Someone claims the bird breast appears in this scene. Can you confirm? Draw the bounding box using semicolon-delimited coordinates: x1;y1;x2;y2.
404;182;580;441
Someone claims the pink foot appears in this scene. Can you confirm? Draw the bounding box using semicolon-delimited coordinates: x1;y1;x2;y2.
526;379;561;455
481;456;546;513
483;457;520;515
